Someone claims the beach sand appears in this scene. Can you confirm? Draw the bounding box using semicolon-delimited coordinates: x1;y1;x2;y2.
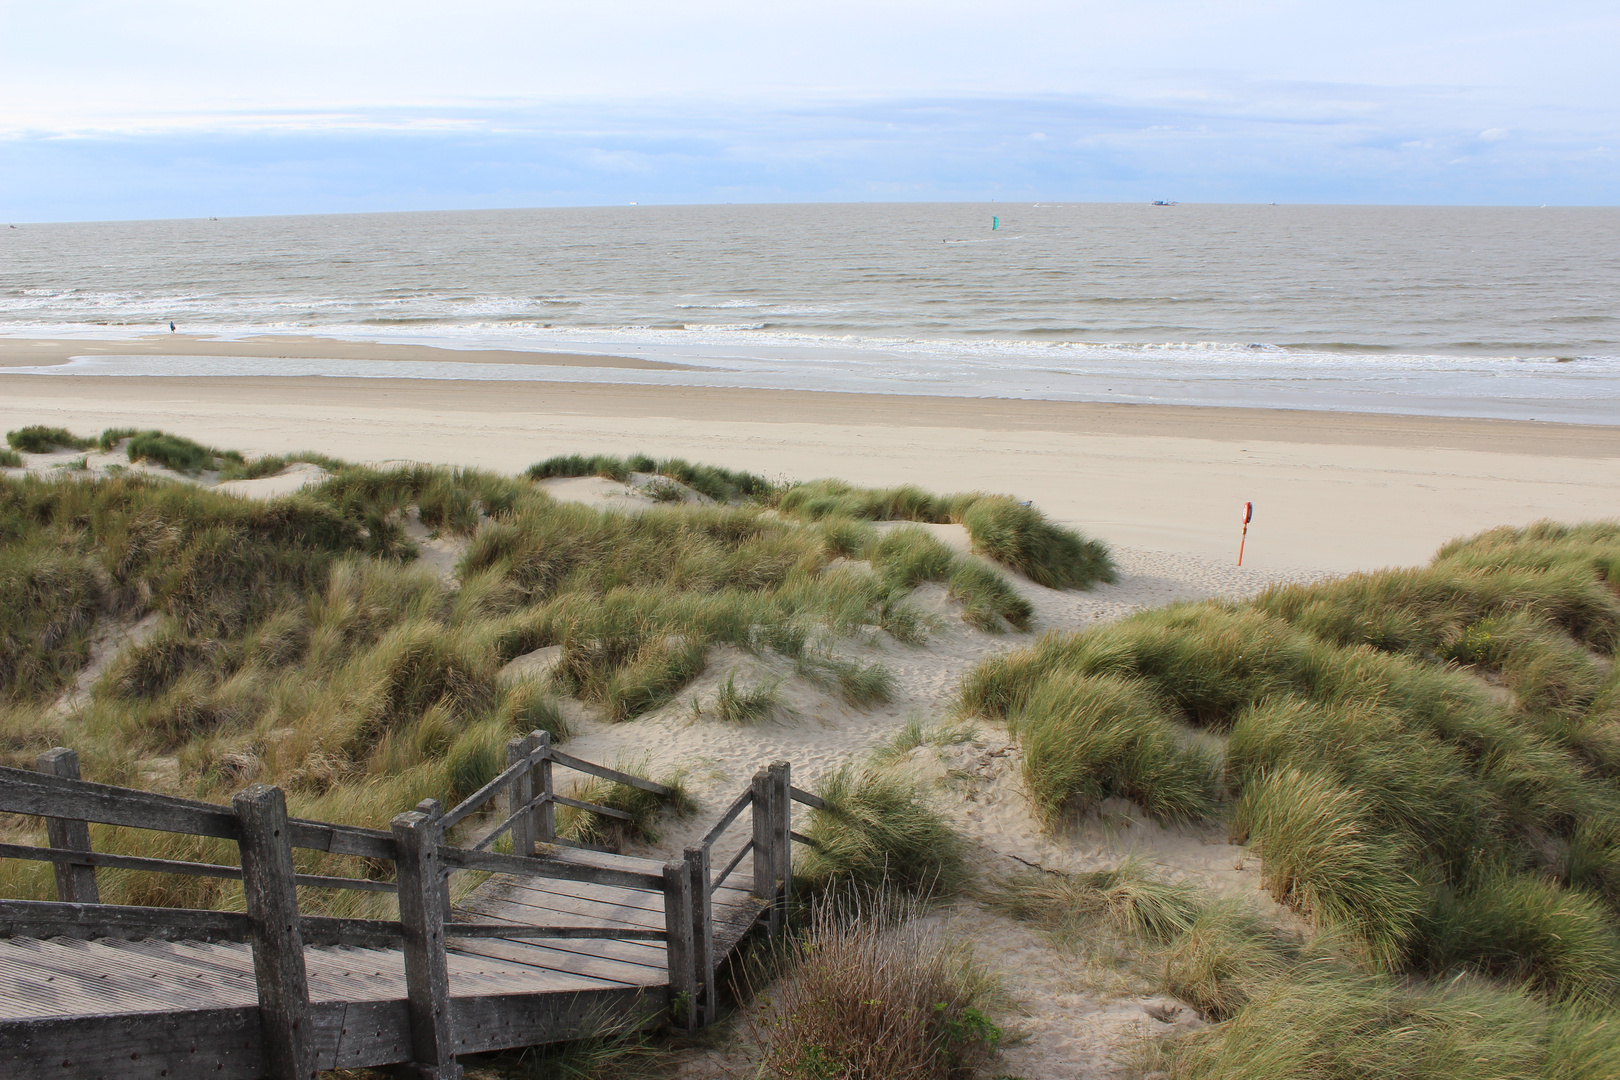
6;348;1619;1077
2;353;1616;572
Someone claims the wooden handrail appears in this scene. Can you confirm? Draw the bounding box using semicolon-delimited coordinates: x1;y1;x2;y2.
789;785;828;811
712;839;754;891
439;737;551;831
438;844;665;891
549;748;678;797
700;787;754;851
0;840;397;892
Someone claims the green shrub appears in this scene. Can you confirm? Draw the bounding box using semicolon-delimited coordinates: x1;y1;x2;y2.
6;425;94;453
0;449;21;468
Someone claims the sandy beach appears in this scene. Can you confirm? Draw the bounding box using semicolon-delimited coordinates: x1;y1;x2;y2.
2;338;1616;573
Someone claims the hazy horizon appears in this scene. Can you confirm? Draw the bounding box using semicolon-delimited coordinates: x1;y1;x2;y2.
3;2;1615;222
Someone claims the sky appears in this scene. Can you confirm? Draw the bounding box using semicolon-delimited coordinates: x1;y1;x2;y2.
2;1;1616;220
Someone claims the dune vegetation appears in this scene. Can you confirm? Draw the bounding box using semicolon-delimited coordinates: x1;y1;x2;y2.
960;520;1620;1072
0;428;1108;920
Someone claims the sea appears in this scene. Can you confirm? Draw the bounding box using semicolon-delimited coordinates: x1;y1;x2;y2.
3;203;1618;423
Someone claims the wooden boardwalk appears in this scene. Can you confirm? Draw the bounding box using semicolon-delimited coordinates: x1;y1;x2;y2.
0;737;814;1079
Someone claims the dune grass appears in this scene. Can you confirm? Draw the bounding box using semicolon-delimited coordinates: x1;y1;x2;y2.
6;440;1076;913
794;765;966;898
759;890;1001;1080
701;669;783;724
0;448;22;468
525;458;1115;591
526;452;779;503
6;425;96;453
958;519;1620;1004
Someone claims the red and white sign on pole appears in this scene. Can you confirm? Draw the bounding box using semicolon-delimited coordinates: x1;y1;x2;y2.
1238;502;1253;566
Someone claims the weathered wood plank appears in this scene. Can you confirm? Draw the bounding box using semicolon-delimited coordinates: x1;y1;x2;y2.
501;734;537;857
662;857;697;1032
0;940;250;1017
535;731;556;844
447;986;664;1056
688;846;715;1025
439;845;664;890
440;741;548;832
0;1006;266;1080
548;749;676;798
699;786;754;851
789;785;828;811
469;885;667;931
442;936;664;986
235;784;315;1080
447;924;664;941
450;913;668;971
35;749;99;905
392;805;462;1079
0;898;252;942
550;793;635;821
284;819;396;861
0;764;240;838
0;840;397;893
769;762;793;936
750;766;777;936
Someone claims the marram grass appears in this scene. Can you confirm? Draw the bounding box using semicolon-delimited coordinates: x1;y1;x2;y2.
958;518;1620;1003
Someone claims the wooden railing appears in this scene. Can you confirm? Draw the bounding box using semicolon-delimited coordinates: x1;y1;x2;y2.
0;742;824;1079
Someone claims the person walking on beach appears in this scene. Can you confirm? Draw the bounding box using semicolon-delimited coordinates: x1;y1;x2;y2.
169;321;176;332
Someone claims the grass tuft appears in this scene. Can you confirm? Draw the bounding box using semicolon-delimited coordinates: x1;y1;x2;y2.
795;766;965;897
6;426;95;453
759;890;1001;1080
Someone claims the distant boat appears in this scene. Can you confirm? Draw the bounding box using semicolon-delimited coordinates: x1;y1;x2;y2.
1152;200;1177;206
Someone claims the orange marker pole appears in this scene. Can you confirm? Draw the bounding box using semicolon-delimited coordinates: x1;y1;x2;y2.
1238;501;1253;566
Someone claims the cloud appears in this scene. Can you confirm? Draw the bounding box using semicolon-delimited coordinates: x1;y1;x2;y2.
2;87;1613;222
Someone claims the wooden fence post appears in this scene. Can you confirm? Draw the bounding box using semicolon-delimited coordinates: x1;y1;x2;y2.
750;766;780;937
662;856;698;1032
392;805;463;1080
35;748;98;904
534;730;555;844
770;761;793;922
234;784;315;1080
685;845;714;1026
505;734;536;857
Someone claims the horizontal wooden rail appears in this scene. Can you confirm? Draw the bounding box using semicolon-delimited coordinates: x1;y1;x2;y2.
550;793;633;821
712;839;753;891
446;924;667;941
549;749;677;798
438;845;665;891
0;765;396;861
439;739;550;831
789;785;827;811
0;841;396;893
789;830;821;849
0;899;405;948
700;788;754;851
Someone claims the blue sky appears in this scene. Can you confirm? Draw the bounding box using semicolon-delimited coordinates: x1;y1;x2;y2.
2;1;1616;220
